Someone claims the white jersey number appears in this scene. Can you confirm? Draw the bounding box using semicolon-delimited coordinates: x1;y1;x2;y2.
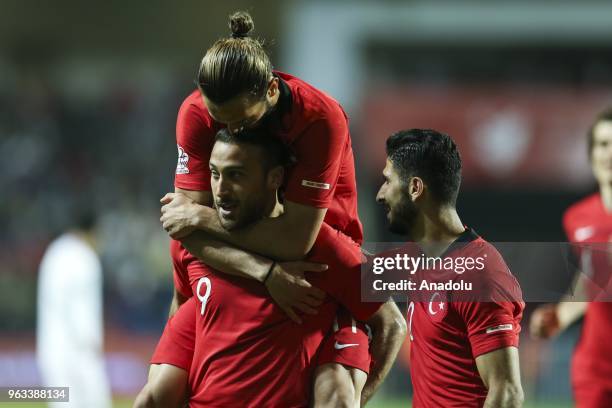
407;301;415;341
196;277;212;315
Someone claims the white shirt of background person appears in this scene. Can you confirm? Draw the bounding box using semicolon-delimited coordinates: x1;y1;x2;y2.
36;232;112;408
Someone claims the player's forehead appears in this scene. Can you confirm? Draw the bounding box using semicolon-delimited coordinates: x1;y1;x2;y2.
210;141;259;168
594;121;612;142
383;159;397;178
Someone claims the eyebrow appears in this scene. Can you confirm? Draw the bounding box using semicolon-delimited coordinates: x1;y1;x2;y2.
209;162;246;172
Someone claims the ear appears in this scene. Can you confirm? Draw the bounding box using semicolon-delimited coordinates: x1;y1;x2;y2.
267;77;279;98
409;177;425;201
267;165;284;189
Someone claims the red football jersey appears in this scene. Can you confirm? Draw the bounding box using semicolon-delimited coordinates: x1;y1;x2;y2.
563;193;612;393
171;224;381;407
174;71;362;243
407;229;524;408
150;297;196;372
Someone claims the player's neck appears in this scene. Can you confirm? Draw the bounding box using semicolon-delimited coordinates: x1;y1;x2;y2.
410;206;465;257
266;192;284;218
600;183;612;211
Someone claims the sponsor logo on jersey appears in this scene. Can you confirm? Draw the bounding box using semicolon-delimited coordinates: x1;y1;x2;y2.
176;145;189;174
485;323;513;334
334;342;359;350
301;180;331;190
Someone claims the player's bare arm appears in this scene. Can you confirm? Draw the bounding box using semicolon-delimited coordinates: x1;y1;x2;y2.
163;189;284;311
166;187;328;321
361;300;407;406
530;272;588;339
161;191;326;261
182;232;328;322
475;347;524;408
133;364;188;408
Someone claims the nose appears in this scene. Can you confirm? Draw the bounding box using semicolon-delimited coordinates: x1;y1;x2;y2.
376;185;385;203
214;176;231;197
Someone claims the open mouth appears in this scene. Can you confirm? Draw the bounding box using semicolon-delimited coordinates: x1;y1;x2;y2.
217;201;238;218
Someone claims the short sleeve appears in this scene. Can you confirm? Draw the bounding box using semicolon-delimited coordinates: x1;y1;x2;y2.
284;116;349;208
174;95;217;191
170;240;192;299
452;247;524;357
150;297;196;371
453;300;524;358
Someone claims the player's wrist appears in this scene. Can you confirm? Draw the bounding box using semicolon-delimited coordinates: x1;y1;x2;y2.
192;204;211;230
557;301;585;331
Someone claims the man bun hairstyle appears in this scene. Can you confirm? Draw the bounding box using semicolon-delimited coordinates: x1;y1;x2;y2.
229;10;254;38
197;10;273;105
386;129;462;206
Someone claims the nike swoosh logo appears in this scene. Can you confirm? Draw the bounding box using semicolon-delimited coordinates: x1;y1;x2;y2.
334;342;359;350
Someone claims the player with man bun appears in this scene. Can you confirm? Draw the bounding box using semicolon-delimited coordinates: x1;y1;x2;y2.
150;10;402;406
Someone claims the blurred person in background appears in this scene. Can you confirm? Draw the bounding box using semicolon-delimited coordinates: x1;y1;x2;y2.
376;129;524;408
531;108;612;408
36;206;112;408
158;10;383;406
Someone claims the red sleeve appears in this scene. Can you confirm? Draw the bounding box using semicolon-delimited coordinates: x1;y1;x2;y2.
307;225;383;321
284;115;349;208
170;240;192;299
453;246;524;357
335;263;383;322
174;95;217;191
453;300;524;358
150;297;196;370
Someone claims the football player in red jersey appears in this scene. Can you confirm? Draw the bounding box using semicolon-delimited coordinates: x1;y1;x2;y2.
376;129;524;408
135;129;406;407
155;10;385;406
530;108;612;408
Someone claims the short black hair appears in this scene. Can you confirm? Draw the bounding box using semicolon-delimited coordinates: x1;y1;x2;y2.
587;107;612;159
215;127;294;171
386;129;462;206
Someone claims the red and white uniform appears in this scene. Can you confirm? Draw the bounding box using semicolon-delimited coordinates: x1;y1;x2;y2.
165;224;381;407
563;193;612;407
172;71;367;371
408;229;524;408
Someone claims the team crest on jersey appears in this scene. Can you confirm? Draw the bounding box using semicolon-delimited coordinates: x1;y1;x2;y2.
176;145;189;174
427;291;447;322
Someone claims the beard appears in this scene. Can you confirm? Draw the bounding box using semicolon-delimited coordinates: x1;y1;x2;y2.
388;195;418;235
216;193;268;231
